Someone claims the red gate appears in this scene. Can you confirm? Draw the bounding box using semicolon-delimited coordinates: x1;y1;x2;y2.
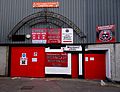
11;47;45;78
84;54;106;80
71;54;78;78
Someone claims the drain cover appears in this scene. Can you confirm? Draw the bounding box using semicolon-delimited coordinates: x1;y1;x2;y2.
21;86;34;90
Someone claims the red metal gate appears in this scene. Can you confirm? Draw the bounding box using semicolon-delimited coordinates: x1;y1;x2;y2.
84;54;106;80
71;54;78;78
11;47;45;78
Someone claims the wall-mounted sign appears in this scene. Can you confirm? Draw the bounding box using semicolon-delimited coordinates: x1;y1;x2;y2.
32;28;73;44
96;25;115;43
33;52;38;56
32;28;47;44
33;2;59;8
46;52;68;67
32;58;37;62
63;45;82;51
20;57;28;65
20;53;28;65
47;28;61;44
62;28;73;44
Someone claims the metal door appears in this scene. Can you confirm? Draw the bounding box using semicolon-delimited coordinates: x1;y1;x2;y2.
11;47;45;77
84;54;106;80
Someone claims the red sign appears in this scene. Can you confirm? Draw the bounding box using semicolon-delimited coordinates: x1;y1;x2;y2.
96;25;115;43
47;28;61;43
32;28;47;44
33;2;59;8
45;52;68;67
32;28;61;44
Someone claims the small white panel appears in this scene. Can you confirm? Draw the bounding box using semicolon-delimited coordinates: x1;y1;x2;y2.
85;57;88;62
45;47;63;52
90;57;94;61
32;58;37;62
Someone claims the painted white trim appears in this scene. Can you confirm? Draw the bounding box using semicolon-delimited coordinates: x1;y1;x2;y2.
79;54;82;75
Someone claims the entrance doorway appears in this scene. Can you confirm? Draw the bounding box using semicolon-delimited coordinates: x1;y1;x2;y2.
84;53;106;80
11;47;45;78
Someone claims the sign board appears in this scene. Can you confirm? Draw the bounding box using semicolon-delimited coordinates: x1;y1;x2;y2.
47;28;61;43
32;58;37;62
46;52;68;67
32;28;47;44
61;28;73;44
63;45;82;51
96;25;115;43
32;28;73;44
20;53;28;65
20;57;28;65
33;2;59;8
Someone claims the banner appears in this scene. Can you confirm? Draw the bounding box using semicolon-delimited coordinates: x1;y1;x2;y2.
61;28;73;44
45;52;68;67
33;2;59;8
96;25;115;43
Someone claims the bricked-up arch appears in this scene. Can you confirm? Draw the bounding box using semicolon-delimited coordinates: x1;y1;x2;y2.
8;10;86;42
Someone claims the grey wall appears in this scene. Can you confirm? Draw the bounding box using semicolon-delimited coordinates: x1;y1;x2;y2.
0;46;8;76
0;0;120;43
114;44;120;81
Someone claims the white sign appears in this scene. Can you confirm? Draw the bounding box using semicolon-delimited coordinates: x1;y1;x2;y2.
62;28;73;44
34;52;38;56
20;57;28;65
63;45;82;51
85;57;88;62
32;58;37;62
90;57;94;61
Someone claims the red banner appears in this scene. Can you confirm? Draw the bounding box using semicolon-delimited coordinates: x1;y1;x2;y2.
33;2;59;8
96;25;115;43
45;52;68;67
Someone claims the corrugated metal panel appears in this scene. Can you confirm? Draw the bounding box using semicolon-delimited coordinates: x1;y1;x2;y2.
0;0;120;44
85;0;120;43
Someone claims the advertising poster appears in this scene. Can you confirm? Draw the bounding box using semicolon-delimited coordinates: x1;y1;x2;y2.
45;52;68;67
32;28;47;44
61;28;73;44
96;25;115;43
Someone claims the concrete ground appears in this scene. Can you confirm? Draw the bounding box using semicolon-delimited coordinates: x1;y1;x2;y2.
0;77;120;92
